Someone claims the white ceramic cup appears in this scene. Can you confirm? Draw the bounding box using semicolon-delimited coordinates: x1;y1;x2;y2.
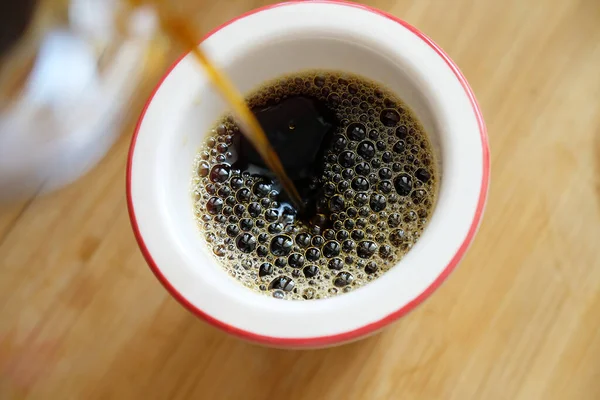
127;1;489;348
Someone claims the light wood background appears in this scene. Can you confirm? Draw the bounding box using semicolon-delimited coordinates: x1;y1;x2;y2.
1;0;600;398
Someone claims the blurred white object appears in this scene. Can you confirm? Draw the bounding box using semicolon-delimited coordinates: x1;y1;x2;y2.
0;0;157;201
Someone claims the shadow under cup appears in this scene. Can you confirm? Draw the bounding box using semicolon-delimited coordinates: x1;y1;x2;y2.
128;1;488;348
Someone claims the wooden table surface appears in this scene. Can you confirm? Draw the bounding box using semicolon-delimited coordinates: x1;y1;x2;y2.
2;0;600;398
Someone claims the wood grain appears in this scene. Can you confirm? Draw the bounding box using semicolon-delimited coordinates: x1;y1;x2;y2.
1;0;600;398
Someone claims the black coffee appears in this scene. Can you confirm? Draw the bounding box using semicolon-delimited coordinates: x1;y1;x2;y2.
192;70;437;300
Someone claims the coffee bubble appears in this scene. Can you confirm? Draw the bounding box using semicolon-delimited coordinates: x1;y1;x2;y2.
192;70;437;300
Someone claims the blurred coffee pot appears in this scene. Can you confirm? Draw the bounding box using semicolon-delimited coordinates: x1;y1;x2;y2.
0;0;166;201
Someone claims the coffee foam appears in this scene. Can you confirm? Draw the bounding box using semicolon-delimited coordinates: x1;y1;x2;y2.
192;70;437;300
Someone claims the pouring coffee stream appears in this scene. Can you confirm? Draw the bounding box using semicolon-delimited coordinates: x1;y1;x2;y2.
144;1;305;212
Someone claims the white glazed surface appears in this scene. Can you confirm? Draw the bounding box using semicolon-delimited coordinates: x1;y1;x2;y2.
129;2;484;341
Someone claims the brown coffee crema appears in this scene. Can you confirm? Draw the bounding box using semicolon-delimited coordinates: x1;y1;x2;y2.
192;70;437;300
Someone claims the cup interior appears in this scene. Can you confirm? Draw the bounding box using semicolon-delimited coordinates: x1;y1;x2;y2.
128;1;488;346
169;37;444;280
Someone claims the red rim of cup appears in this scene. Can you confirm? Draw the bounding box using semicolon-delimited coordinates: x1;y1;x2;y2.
126;0;490;348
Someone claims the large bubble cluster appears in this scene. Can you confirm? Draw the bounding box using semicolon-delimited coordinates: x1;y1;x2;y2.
191;70;437;300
